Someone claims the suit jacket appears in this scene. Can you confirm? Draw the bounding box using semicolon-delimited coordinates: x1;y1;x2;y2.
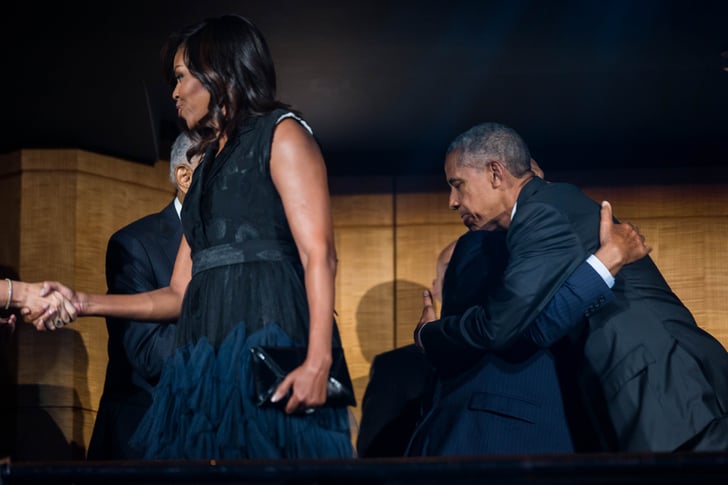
407;229;613;456
87;201;181;460
421;177;728;451
356;343;436;457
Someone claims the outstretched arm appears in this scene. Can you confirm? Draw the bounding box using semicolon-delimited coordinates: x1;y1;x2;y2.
33;236;193;331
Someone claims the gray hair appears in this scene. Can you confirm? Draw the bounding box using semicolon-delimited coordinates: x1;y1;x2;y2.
446;122;532;177
169;132;195;187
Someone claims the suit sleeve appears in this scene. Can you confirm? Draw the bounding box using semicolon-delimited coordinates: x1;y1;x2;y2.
420;201;603;358
525;259;614;347
106;232;177;382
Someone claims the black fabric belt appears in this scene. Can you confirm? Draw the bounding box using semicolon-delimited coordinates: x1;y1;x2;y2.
192;240;298;276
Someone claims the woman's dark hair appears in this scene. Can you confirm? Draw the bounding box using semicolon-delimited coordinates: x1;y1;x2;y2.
161;14;294;158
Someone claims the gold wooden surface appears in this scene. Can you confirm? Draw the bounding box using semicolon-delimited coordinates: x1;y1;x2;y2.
0;152;22;270
3;149;172;460
330;183;395;437
394;188;467;347
583;185;728;349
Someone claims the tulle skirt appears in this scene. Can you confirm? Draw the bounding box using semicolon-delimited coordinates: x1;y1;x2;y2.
129;322;353;459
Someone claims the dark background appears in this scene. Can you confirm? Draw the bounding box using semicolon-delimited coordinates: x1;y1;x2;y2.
3;0;728;181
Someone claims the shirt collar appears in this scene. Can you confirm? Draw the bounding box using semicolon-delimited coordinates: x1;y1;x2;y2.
174;197;182;220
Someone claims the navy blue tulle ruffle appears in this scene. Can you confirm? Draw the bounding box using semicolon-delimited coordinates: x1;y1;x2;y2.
129;322;352;459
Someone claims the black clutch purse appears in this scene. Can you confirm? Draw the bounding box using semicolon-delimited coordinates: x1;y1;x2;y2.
249;346;356;409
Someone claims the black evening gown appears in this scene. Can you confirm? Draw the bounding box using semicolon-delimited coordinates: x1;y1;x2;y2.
130;109;353;459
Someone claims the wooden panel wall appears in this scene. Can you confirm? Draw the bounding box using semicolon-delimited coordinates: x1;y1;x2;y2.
581;185;728;347
1;148;726;459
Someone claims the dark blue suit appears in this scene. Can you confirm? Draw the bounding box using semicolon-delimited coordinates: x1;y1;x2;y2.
87;201;181;460
406;229;613;456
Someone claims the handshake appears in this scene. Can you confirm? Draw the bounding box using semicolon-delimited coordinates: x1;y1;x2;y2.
1;279;80;332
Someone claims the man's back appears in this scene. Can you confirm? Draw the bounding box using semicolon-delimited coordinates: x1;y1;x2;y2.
406;229;575;456
515;177;728;451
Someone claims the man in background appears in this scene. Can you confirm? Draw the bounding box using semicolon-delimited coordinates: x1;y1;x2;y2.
87;133;200;460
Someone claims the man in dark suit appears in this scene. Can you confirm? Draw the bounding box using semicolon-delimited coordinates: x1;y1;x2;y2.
358;199;649;457
407;201;649;456
408;229;577;455
418;122;728;452
87;133;200;460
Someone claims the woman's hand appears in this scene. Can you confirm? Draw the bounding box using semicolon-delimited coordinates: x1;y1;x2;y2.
272;358;330;415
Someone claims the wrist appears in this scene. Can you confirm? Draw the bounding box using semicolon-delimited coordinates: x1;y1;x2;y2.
3;278;12;310
594;246;623;276
9;280;28;308
305;339;333;372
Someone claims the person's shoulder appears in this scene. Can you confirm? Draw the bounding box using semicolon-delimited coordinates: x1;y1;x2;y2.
240;109;312;142
269;111;318;156
274;110;313;136
518;178;590;210
529;177;582;196
252;107;306;125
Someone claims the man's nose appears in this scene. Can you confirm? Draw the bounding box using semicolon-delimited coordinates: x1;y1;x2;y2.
448;192;459;210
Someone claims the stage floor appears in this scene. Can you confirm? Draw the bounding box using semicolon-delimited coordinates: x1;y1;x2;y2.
2;452;728;485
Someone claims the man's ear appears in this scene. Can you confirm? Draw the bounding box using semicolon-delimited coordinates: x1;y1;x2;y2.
530;158;545;179
176;165;193;193
488;161;505;187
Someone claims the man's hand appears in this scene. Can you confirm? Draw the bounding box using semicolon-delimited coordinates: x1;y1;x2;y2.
414;290;437;349
595;200;652;276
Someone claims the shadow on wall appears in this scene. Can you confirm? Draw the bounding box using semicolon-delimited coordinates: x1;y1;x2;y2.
355;279;429;365
0;265;19;459
0;273;90;461
349;279;428;444
0;327;18;459
13;384;86;460
353;279;428;399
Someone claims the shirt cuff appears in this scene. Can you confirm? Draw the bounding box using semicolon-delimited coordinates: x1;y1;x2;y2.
586;254;615;288
415;322;428;350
